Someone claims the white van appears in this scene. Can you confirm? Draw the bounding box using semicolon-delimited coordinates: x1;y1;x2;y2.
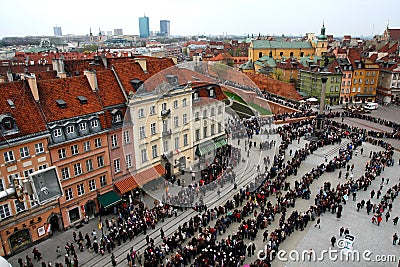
364;102;378;110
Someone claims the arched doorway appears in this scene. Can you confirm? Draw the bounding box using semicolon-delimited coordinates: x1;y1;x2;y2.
85;200;97;219
48;213;63;234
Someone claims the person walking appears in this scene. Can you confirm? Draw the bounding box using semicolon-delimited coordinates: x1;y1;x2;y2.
393;233;398;245
331;236;337;247
111;253;117;267
315;217;321;229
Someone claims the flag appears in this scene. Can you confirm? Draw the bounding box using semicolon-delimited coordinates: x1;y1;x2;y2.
46;224;51;233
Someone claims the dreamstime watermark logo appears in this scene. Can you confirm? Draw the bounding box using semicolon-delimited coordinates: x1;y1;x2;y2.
257;239;397;263
122;61;277;208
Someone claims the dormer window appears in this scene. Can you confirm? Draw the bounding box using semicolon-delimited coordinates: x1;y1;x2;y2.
111;109;122;124
77;96;87;104
209;89;214;97
53;128;62;137
79;122;87;131
56;99;67;108
2;117;14;130
66;125;74;134
90;120;99;128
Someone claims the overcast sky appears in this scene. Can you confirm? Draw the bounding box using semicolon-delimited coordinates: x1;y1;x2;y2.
0;0;399;38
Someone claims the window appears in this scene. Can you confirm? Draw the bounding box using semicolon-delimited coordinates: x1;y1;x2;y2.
84;141;90;152
218;106;222;114
161;103;167;111
0;204;11;219
211;124;215;135
74;163;82;176
113;159;121;173
218;124;223;133
193;92;199;101
330;86;334;92
20;147;30;159
371;71;375;76
366;71;370;76
141;149;148;163
77;184;85;196
38;164;47;170
139;126;146;139
203;126;207;138
353;79;357;84
209;89;214;97
125;154;132;168
364;87;367;93
29;195;38;207
335;86;339;92
23;169;34;178
91;120;99;128
86;159;93;172
195;129;200;141
358;87;361;93
370;78;374;84
35;143;44;154
182;98;187;107
174;137;179;149
173;100;178;109
14;199;25;213
89;179;96;191
65;188;73;201
71;144;79;155
352;87;356;93
369;87;373;92
359;79;362;84
113;113;122;123
111;134;118;148
8;173;20;184
163;140;168;153
123;130;131;144
183;134;188;146
162;120;168;133
97;156;104;168
211;108;215;116
195;112;200;121
203;110;207;118
151;145;158;158
79;122;87;131
150;105;156;115
58;148;66;159
348;74;351;78
173;116;179;128
99;175;107;187
183;114;188;125
66;125;74;134
94;138;102;148
3;151;15;163
61;167;70;180
53;128;62;138
151;123;157;135
0;178;4;192
138;108;144;118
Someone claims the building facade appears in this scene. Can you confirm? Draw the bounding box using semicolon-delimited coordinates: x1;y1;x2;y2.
139;16;150;38
160;20;170;37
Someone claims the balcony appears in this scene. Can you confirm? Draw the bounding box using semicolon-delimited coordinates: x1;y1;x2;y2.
162;130;172;137
161;109;171;119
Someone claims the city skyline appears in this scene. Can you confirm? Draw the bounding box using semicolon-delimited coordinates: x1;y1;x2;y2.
0;0;399;38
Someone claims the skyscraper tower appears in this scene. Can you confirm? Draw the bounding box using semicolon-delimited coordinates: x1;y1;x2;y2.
160;20;170;37
139;15;150;38
53;26;62;36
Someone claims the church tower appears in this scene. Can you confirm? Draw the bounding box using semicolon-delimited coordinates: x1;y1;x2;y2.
89;28;95;43
315;22;328;56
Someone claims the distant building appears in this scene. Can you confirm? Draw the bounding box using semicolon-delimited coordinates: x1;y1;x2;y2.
53;26;62;36
160;20;170;37
139;16;150;38
114;29;123;36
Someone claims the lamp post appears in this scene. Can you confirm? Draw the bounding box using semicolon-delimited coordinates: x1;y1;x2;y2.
314;74;329;140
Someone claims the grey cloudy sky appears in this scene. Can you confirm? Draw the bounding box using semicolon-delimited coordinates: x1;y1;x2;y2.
0;0;398;38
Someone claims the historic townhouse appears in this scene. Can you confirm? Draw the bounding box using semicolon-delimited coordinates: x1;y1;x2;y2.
0;80;60;257
33;74;115;228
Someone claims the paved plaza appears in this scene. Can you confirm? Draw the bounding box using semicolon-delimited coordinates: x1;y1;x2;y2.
7;106;400;267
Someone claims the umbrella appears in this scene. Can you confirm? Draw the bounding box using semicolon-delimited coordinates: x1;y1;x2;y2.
299;100;306;103
343;195;349;201
307;97;318;102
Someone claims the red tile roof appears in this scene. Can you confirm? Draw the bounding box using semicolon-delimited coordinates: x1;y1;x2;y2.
245;73;302;100
388;29;400;41
0;80;47;140
96;69;126;107
37;75;103;122
135;164;165;186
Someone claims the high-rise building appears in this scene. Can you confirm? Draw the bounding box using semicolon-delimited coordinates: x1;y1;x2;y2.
139;15;150;38
160;20;170;37
114;29;123;36
53;26;62;36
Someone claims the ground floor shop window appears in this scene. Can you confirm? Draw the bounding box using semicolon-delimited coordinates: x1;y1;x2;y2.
68;207;80;223
9;229;31;252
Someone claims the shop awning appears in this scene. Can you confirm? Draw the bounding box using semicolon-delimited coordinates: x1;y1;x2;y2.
355;94;375;97
135;164;166;186
214;137;228;149
114;176;138;195
196;140;216;156
98;191;122;209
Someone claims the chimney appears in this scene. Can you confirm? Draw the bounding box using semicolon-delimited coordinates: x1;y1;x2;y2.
135;58;147;73
26;74;39;102
52;58;66;78
101;56;108;69
84;70;98;91
6;71;13;82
